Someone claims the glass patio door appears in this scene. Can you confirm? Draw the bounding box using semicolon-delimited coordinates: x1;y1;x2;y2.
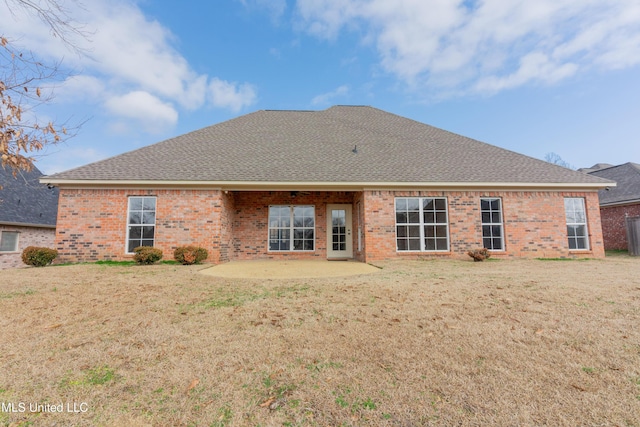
327;204;353;258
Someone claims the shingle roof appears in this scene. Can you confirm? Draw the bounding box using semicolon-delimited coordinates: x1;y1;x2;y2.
587;162;640;205
0;165;59;227
44;106;610;187
578;163;615;174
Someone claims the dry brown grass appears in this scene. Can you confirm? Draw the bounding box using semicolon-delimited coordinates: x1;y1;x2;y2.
1;255;640;426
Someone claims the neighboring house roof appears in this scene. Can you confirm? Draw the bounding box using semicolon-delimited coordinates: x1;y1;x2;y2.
578;163;615;174
43;106;611;190
587;162;640;206
0;164;59;227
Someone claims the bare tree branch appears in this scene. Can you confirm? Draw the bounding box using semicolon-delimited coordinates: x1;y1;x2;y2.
544;152;575;170
3;0;90;54
1;0;89;175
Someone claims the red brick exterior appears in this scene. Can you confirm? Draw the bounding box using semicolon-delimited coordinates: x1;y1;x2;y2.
55;189;228;263
53;188;605;264
599;203;640;250
361;190;604;261
0;225;56;269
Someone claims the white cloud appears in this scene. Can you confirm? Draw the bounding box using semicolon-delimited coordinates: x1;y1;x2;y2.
311;85;350;105
1;0;257;132
57;75;106;103
208;79;258;112
104;91;178;133
294;0;640;96
474;52;579;93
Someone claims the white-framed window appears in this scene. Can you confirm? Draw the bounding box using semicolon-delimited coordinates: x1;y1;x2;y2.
395;197;449;251
0;231;19;252
565;197;589;250
268;205;315;251
126;196;156;253
481;198;504;251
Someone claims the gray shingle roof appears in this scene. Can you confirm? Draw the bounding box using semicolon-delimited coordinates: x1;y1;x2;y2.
578;163;614;174
0;165;59;226
45;106;610;186
588;162;640;205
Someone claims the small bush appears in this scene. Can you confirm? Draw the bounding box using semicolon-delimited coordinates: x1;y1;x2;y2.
467;248;491;262
173;245;208;265
21;246;58;267
132;246;163;265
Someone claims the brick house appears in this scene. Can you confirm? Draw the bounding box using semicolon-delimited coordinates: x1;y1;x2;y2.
42;106;612;264
1;165;59;269
583;162;640;250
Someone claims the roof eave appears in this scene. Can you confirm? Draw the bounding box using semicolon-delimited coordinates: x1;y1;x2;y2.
0;221;56;229
599;198;640;208
40;178;614;191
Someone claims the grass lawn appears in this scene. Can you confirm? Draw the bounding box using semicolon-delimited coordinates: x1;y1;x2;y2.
1;256;640;426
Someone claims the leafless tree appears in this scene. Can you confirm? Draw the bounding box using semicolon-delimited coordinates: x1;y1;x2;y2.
544;152;575;170
1;0;87;175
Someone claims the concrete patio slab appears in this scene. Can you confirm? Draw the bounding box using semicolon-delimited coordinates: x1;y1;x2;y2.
200;259;381;279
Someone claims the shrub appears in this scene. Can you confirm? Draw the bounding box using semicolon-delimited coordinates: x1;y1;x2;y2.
173;245;208;265
21;246;58;267
467;248;491;262
132;246;163;265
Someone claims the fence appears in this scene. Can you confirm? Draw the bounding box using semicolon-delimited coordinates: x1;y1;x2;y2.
627;216;640;256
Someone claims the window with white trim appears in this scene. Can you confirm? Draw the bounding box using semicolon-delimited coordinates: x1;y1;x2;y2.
395;197;449;251
0;231;19;252
481;198;504;251
126;196;156;253
565;198;589;250
268;205;315;251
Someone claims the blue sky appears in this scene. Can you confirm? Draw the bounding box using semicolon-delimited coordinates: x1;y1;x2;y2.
3;0;640;174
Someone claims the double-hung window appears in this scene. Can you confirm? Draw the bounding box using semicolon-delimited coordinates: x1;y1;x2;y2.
565;198;589;250
268;205;315;251
126;196;156;253
0;231;19;252
480;198;504;251
395;197;449;251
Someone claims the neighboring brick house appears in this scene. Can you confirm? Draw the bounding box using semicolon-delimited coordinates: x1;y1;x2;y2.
1;165;59;269
42;106;612;264
582;162;640;250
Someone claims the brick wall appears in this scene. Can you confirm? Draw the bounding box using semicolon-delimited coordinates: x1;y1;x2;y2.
55;189;226;263
0;225;56;269
361;190;604;261
599;203;640;250
54;188;605;264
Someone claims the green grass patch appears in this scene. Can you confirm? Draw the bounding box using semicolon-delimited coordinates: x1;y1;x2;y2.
60;365;118;388
85;365;117;385
200;284;310;310
0;289;36;299
90;259;181;266
305;360;343;372
95;260;136;266
536;257;592;261
212;406;233;427
606;249;631;257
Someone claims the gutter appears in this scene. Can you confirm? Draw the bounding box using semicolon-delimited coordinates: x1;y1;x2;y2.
39;179;615;192
0;221;56;229
599;198;640;208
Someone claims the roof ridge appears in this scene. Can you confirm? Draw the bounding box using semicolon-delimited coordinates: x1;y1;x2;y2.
628;162;640;172
262;109;315;112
